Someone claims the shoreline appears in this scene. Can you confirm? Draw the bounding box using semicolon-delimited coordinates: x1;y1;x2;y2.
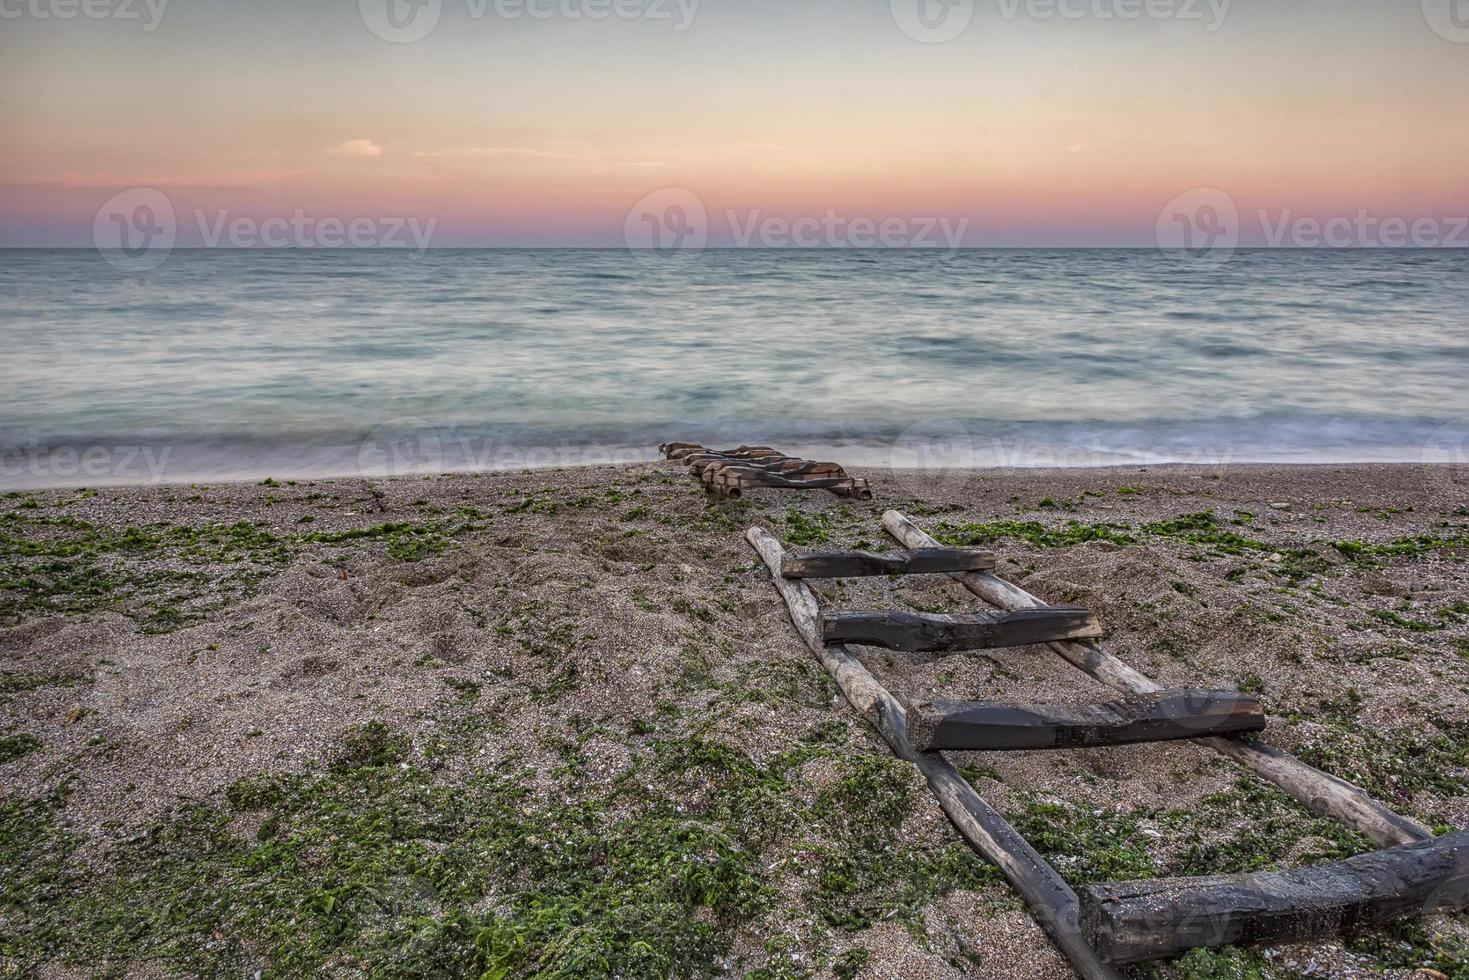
2;461;1466;977
3;455;1465;494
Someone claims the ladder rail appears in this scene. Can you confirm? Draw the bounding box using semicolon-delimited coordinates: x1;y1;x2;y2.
881;509;1433;849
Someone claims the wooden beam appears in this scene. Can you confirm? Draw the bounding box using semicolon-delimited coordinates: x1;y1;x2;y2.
822;607;1102;652
830;478;873;501
745;526;1125;980
782;547;996;579
910;690;1266;752
691;457;847;480
1082;829;1469;964
880;510;1433;848
658;441;705;457
703;466;854;493
663;443;780;461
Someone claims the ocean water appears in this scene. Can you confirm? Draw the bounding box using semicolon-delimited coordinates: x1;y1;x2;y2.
2;248;1467;488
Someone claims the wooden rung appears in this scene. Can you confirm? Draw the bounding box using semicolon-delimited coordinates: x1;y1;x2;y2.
821;607;1101;652
830;478;873;500
692;458;847;480
909;690;1265;752
782;547;996;579
704;467;866;498
1082;829;1469;965
663;444;781;461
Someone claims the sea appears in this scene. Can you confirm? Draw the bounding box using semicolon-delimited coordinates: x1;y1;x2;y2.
2;248;1466;489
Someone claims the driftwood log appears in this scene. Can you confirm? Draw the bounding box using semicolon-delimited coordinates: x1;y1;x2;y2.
880;510;1432;848
746;526;1125;980
782;547;996;579
1082;829;1469;963
822;607;1102;652
909;690;1266;752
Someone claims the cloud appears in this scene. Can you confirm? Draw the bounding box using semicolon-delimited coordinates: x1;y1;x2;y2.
333;140;384;159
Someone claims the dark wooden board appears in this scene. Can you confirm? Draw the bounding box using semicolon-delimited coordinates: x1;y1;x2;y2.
1082;830;1469;964
910;690;1265;751
782;547;996;579
821;607;1101;652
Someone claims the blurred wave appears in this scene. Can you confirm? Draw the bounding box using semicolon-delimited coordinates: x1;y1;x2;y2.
1;248;1466;487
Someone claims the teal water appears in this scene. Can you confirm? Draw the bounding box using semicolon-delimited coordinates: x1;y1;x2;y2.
1;248;1466;487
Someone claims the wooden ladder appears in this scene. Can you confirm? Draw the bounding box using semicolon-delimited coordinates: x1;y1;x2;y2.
747;511;1468;978
661;442;872;500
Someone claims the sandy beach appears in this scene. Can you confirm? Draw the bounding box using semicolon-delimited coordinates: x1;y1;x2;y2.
2;460;1467;979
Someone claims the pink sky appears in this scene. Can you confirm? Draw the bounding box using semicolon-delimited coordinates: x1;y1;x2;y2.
3;0;1467;247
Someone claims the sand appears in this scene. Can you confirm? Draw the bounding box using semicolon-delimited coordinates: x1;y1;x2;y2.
1;460;1467;978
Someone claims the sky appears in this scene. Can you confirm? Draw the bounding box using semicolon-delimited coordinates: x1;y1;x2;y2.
2;0;1467;247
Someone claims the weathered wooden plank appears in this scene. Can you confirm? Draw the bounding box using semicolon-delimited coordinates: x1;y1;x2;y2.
664;443;781;461
692;457;847;480
705;466;860;495
781;547;997;579
831;477;873;501
744;526;1124;980
910;690;1266;752
822;607;1102;652
880;510;1433;848
1082;830;1469;964
659;441;705;457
